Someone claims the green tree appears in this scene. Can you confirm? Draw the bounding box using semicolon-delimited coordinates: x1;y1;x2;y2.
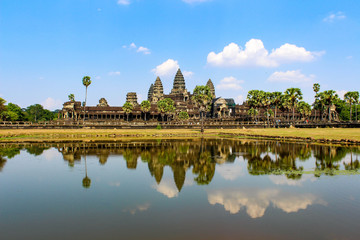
7;103;25;121
82;76;91;122
68;94;75;102
297;101;312;120
313;83;320;121
26;104;44;122
140;100;151;121
248;108;258;122
344;91;359;122
178;111;189;122
157;99;167;122
284;88;303;123
320;90;339;122
123;102;133;121
164;98;176;121
271;92;282;123
192;85;213;133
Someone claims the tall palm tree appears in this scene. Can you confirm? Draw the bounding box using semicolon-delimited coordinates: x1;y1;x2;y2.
271;92;282;123
313;83;320;121
68;94;75;102
140;100;151;121
164;98;176;122
82;76;91;122
192;85;213;133
82;144;91;189
157;99;167;122
321;90;339;122
284;88;303;123
344;91;359;122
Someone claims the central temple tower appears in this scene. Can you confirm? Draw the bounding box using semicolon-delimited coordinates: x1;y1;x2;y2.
171;69;187;95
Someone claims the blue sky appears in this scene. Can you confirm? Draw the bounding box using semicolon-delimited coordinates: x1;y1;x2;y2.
0;0;359;110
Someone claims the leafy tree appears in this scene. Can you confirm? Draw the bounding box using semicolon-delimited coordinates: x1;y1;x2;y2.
297;101;312;120
1;111;18;121
25;104;55;122
192;85;213;133
157;99;167;122
271;92;282;122
123;102;133;121
284;88;303;123
178;111;189;121
140;100;151;121
7;103;25;121
248;108;258;122
344;91;359;122
68;94;75;102
164;98;176;121
320;90;339;122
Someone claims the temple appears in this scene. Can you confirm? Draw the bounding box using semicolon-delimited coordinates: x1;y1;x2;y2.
59;69;317;122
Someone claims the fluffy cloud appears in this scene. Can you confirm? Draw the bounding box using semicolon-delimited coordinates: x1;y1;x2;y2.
208;188;326;218
137;46;151;55
217;163;244;180
235;95;244;104
152;59;180;77
41;97;62;110
124;43;151;54
323;12;346;23
217;76;244;90
269;175;317;186
108;71;121;76
117;0;130;5
183;0;211;3
207;39;322;68
123;203;150;215
267;70;315;83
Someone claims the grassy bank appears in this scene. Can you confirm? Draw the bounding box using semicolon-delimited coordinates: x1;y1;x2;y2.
0;128;359;144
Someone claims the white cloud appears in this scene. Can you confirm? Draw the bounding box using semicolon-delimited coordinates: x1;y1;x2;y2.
183;71;194;78
108;71;121;76
42;148;60;161
129;42;137;49
269;175;317;186
137;46;151;55
336;90;347;100
153;178;179;198
152;59;180;77
208;188;326;218
41;97;62;110
117;0;130;5
323;12;346;23
268;70;315;83
95;76;101;80
217;76;244;90
183;0;211;3
207;39;322;68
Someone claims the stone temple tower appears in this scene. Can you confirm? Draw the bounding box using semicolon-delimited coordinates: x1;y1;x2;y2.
149;76;164;103
171;69;187;95
206;79;216;98
126;92;138;106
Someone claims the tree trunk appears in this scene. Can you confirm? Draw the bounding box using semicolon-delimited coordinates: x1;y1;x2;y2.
328;105;331;122
350;103;352;122
292;106;295;124
201;111;204;133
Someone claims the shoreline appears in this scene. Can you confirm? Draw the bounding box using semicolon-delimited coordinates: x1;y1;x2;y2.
1;128;360;145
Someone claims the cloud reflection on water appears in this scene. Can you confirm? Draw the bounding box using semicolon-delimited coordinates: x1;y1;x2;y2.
208;188;326;218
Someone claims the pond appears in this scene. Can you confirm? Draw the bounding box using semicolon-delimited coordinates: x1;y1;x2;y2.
0;139;359;240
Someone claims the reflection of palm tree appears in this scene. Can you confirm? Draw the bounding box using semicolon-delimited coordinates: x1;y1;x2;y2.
82;145;91;189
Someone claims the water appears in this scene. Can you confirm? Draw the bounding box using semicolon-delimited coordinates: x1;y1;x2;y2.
0;139;359;240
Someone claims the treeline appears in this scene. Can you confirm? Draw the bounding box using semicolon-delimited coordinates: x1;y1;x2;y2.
246;85;360;122
0;98;58;122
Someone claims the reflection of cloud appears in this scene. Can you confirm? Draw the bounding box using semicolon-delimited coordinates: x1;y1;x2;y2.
42;148;60;161
109;181;121;187
153;178;179;198
269;175;316;186
217;164;244;180
123;203;150;215
208;188;326;218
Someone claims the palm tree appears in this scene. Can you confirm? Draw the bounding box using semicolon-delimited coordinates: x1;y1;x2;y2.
178;111;189;123
284;88;303;123
123;102;133;121
271;92;282;123
313;83;320;121
248;108;258;122
344;91;359;122
68;94;75;102
82;76;91;122
164;98;176;122
157;99;167;122
192;85;213;133
82;145;91;189
140;100;151;121
297;101;312;121
320;90;339;122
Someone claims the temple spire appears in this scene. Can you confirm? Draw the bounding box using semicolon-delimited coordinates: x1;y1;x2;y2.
206;79;216;98
171;69;187;94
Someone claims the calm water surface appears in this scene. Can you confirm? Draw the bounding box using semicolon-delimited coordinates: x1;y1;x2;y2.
0;139;360;240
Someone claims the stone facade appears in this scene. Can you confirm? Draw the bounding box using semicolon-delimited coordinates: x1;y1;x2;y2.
126;92;138;106
97;98;109;107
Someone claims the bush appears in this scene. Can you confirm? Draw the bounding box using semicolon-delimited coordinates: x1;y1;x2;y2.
156;124;162;130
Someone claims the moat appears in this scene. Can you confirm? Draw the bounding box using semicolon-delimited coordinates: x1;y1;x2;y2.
1;139;359;240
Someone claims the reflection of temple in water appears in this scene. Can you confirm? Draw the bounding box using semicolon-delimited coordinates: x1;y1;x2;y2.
1;141;359;186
